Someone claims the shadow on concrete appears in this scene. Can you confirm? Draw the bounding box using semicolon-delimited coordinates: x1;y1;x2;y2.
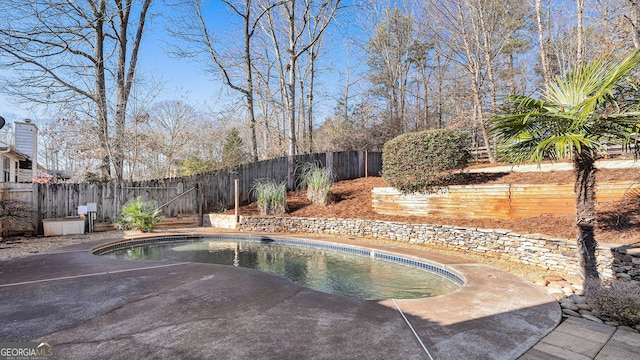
0;241;559;360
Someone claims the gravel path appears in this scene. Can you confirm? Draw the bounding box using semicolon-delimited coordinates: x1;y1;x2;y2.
0;231;125;261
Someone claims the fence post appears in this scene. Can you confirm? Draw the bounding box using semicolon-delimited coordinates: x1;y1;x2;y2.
196;181;204;226
287;156;295;190
1;188;7;238
365;151;368;178
234;179;239;223
32;183;42;235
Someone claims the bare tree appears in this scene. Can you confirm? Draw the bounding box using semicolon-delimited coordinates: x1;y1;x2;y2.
39;111;106;177
262;0;342;156
407;39;435;130
626;0;640;49
366;7;416;137
0;0;152;181
252;42;287;157
142;100;198;179
452;0;494;161
166;0;285;162
576;0;585;64
302;14;327;154
113;0;153;181
0;198;34;239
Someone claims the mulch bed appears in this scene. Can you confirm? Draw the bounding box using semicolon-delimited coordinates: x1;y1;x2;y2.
227;168;640;245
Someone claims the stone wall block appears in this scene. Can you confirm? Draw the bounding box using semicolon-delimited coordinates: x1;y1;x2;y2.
238;216;639;280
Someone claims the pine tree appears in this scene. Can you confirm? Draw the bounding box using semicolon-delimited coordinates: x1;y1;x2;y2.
222;128;248;168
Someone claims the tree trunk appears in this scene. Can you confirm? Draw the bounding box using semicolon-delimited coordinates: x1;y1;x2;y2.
114;1;129;182
576;0;585;65
286;2;297;157
574;151;600;286
456;0;495;163
95;0;110;178
113;0;152;181
627;1;640;49
307;46;315;154
260;12;287;151
508;52;517;93
437;53;444;129
476;0;497;112
535;0;552;89
298;61;306;152
244;0;258;162
421;64;429;129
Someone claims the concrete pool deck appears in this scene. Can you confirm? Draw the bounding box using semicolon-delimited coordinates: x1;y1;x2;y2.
1;231;564;359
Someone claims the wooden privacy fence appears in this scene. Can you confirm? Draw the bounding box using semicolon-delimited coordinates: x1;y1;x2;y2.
33;151;381;234
0;183;36;235
372;181;640;220
471;144;637;162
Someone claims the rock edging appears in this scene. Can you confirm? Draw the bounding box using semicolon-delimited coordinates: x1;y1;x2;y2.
540;275;640;332
238;216;640;283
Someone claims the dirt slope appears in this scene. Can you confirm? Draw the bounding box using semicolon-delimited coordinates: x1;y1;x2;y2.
231;168;640;245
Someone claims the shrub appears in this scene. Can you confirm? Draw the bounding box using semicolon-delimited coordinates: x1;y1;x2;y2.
382;129;471;193
251;179;288;215
115;197;164;232
585;279;640;326
299;162;335;206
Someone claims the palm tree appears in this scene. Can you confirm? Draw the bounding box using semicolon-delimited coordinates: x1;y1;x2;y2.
489;50;640;286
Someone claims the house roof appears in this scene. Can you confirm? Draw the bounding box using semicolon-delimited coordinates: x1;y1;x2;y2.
0;145;29;161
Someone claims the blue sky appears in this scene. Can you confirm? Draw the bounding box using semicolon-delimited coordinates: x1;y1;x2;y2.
0;0;364;126
0;2;224;121
0;0;363;125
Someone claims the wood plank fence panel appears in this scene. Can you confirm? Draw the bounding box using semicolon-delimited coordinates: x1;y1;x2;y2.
0;183;36;235
366;151;382;176
30;151;381;233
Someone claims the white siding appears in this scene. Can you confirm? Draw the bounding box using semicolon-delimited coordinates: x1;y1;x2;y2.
14;121;38;180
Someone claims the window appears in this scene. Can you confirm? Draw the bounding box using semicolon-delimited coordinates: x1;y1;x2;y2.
3;156;10;182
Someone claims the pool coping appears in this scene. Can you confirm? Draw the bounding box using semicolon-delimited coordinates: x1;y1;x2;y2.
1;230;561;359
95;230;562;358
93;233;466;288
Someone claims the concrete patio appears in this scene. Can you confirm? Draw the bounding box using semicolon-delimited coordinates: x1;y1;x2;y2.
1;232;634;359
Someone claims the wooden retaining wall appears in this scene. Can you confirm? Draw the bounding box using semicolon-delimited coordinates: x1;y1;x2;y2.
372;181;639;220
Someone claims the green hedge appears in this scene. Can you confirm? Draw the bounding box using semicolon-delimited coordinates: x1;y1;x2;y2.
382;130;471;193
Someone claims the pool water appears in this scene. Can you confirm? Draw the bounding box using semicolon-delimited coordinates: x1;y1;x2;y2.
101;239;460;300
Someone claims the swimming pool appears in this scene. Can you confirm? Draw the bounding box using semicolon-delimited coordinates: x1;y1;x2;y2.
95;235;463;300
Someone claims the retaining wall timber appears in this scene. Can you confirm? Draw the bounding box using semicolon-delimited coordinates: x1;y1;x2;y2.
238;216;640;282
372;181;640;220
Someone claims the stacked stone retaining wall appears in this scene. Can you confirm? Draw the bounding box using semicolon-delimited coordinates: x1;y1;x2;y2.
238;216;640;282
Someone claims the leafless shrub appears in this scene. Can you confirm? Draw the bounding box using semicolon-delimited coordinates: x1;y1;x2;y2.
585;279;640;326
0;199;34;239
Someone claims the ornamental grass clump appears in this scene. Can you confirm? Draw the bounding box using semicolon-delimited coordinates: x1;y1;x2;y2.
251;178;288;215
585;279;640;327
299;162;335;206
115;196;164;233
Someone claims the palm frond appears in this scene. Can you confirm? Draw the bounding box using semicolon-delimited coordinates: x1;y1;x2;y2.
491;49;640;165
